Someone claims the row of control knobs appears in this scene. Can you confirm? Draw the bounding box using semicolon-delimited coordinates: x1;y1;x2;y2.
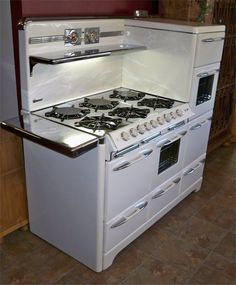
121;109;184;141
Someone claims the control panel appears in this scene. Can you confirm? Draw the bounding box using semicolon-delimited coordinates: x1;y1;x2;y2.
108;103;194;151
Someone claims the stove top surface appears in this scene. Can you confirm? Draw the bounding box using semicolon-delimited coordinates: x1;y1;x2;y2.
34;88;183;135
33;87;194;153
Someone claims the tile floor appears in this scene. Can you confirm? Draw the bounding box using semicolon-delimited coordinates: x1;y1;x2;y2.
0;144;235;284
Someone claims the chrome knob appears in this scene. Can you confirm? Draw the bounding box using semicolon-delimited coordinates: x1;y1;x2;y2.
176;109;184;117
130;128;138;137
144;122;152;131
157;116;165;125
164;113;172;122
121;131;130;141
150;119;158;128
137;124;145;134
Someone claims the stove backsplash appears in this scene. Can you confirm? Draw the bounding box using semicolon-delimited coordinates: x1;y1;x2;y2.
19;18;224;113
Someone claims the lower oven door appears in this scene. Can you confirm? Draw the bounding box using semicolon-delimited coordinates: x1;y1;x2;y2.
152;126;188;188
190;63;220;118
104;143;155;222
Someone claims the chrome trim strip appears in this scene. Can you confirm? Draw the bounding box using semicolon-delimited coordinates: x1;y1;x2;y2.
113;144;139;158
29;31;124;44
100;31;124;37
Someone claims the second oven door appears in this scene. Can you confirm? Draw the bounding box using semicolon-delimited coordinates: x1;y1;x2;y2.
104;143;155;222
152;126;188;188
190;63;220;117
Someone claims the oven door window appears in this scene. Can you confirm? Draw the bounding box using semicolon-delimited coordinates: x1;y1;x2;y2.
196;74;214;106
158;139;180;174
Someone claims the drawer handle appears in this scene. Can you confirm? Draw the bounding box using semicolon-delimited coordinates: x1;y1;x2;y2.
152;177;180;199
190;123;202;130
202;37;224;42
184;168;195;176
110;201;148;229
184;163;202;176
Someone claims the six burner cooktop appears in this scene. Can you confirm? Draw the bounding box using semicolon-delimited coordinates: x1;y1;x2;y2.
33;88;183;135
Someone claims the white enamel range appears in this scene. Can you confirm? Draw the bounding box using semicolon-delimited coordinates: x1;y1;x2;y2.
33;87;193;157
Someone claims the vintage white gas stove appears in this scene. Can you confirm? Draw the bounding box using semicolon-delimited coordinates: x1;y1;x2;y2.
1;17;225;272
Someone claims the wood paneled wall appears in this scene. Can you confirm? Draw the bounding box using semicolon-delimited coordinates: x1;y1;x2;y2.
0;129;28;239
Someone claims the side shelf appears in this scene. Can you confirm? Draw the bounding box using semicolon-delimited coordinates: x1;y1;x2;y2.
29;44;146;76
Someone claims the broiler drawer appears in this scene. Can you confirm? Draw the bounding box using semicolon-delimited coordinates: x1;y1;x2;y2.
104;194;149;252
182;156;205;193
148;173;181;219
194;32;224;67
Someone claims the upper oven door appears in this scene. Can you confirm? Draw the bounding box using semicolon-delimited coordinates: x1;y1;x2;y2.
190;63;220;118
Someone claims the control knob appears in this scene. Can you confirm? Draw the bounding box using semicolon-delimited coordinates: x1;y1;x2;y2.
157;116;165;125
150;119;158;128
137;124;146;134
171;111;178;119
164;113;172;122
130;128;138;137
144;122;152;131
121;131;130;141
176;109;184;117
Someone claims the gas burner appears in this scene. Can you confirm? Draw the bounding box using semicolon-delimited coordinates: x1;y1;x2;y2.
45;106;90;121
74;114;122;131
109;89;145;102
108;106;150;120
137;98;174;109
79;97;119;111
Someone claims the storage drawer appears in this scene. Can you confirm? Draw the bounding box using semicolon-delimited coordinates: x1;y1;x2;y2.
182;157;205;193
104;195;149;252
194;32;224;67
149;174;181;219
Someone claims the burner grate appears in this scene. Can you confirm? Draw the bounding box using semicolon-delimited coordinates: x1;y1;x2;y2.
108;106;150;120
45;106;90;121
109;90;145;102
74;114;122;131
137;98;174;110
79;97;119;111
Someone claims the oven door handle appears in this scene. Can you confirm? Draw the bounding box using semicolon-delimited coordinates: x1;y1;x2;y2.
110;201;148;228
112;149;153;171
156;131;187;148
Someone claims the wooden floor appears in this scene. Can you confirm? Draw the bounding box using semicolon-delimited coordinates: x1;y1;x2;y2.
0;144;235;284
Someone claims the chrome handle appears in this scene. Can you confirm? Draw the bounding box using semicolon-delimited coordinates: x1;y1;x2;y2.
200;158;206;163
197;72;209;78
184;163;202;176
113;161;130;171
173;177;181;184
157;131;186;148
184;168;195;176
110;217;126;228
208;117;212;121
152;190;165;199
190;123;202;130
113;149;153;171
152;177;180;199
202;37;224;42
110;201;148;229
